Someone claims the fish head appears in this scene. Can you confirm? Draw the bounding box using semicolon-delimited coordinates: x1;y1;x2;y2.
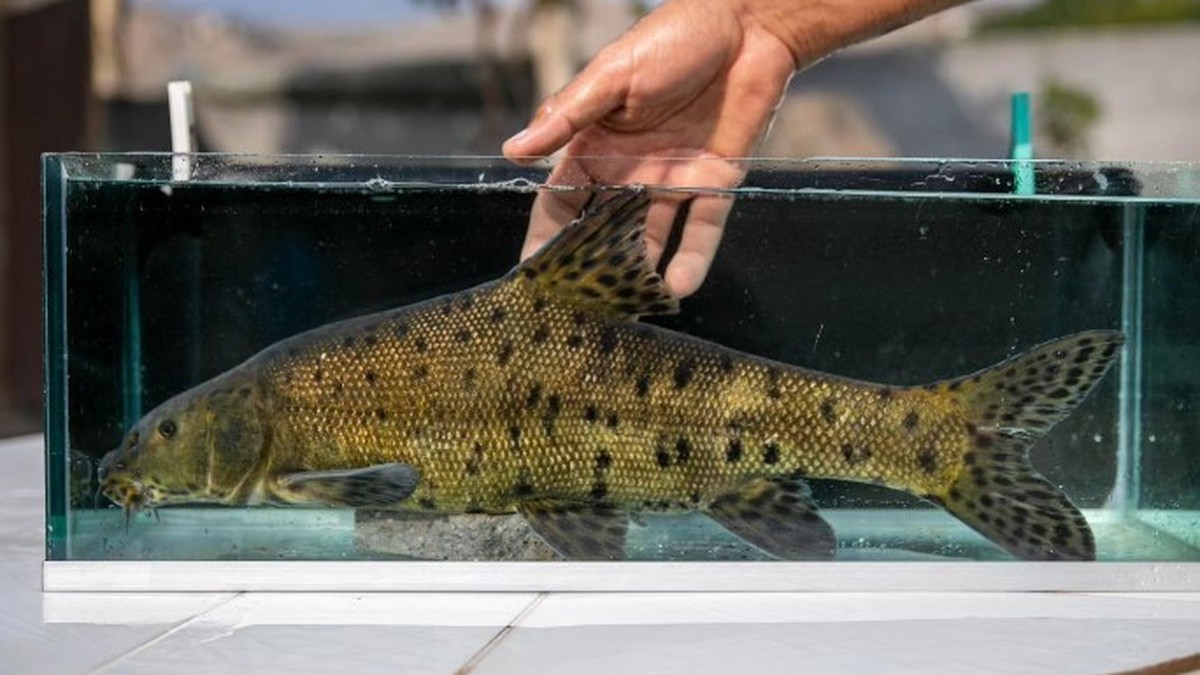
99;373;268;517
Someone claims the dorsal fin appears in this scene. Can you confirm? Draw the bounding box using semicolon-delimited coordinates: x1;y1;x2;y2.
515;190;679;321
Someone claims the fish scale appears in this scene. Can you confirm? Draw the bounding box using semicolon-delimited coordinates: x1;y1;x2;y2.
98;190;1124;561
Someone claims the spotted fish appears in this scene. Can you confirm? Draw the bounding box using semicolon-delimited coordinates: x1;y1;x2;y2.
98;191;1124;561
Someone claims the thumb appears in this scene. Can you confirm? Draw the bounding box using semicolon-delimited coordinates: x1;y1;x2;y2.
503;53;630;160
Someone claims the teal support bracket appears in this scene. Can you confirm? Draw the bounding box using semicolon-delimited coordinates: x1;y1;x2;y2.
1010;92;1034;196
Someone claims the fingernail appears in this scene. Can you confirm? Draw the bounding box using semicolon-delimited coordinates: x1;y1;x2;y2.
505;128;530;147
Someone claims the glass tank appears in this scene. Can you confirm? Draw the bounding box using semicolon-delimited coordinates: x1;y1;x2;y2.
41;154;1200;588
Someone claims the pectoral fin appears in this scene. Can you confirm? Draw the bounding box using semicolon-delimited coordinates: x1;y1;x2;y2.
276;463;419;508
518;500;628;560
705;477;836;560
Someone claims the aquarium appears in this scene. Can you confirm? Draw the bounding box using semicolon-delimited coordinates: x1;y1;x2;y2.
42;154;1200;591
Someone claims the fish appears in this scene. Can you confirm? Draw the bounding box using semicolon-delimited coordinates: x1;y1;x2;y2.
97;190;1124;561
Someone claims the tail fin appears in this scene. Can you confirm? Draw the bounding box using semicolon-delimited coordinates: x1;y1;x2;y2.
929;330;1125;560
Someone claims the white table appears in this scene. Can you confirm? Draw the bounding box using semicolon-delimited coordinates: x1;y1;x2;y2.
5;435;1200;674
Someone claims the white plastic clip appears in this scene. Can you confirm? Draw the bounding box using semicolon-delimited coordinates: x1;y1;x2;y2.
168;80;195;181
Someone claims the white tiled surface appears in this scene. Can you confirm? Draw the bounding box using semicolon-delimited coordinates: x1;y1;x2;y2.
5;434;1200;674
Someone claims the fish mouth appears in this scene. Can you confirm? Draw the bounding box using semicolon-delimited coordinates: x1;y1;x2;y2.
101;479;161;530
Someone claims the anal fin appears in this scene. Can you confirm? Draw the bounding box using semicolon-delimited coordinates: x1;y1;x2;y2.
705;477;836;560
276;463;419;508
518;500;628;561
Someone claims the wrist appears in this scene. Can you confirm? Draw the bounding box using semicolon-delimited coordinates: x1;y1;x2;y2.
730;0;968;69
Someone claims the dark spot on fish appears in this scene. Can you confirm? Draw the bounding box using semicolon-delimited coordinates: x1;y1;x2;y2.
287;347;301;358
465;504;486;514
465;443;484;476
342;336;356;350
636;374;651;398
509;425;522;453
580;286;602;299
313;369;324;383
918;448;938;475
877;388;893;400
440;302;453;316
616;287;636;299
1048;388;1071;399
526;383;543;409
718;354;735;375
598;326;618;355
903;411;919;431
763;443;781;465
841;443;871;465
463;368;477;386
820;398;837;425
521;267;536;279
673;359;696;389
598;274;618;287
726;439;743;463
974;433;993;449
374;408;388;421
412;364;429;380
532;297;547;313
364;334;378;347
655;447;671;468
675;438;691;463
238;387;251;398
532;324;550;344
415;336;428;353
456;328;472;344
606;413;619;429
765;367;782;399
543;394;562;435
596;450;613;471
590;481;609;501
419;497;437;510
567;334;584;349
497;340;514;366
617;302;638;314
584;405;599;423
514;472;535;497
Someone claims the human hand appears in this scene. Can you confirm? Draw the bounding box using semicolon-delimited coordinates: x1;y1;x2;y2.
502;0;797;298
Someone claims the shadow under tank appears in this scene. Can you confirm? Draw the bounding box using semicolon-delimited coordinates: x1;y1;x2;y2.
44;155;1200;567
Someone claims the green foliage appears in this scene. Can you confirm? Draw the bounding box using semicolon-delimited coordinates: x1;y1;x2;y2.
981;0;1200;32
1037;78;1101;156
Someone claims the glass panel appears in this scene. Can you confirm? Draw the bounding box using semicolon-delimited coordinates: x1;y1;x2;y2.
43;154;1200;562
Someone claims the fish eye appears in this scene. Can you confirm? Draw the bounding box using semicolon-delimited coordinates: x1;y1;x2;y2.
157;419;178;439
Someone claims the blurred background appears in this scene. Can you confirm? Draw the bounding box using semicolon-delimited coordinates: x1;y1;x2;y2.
2;0;1199;436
